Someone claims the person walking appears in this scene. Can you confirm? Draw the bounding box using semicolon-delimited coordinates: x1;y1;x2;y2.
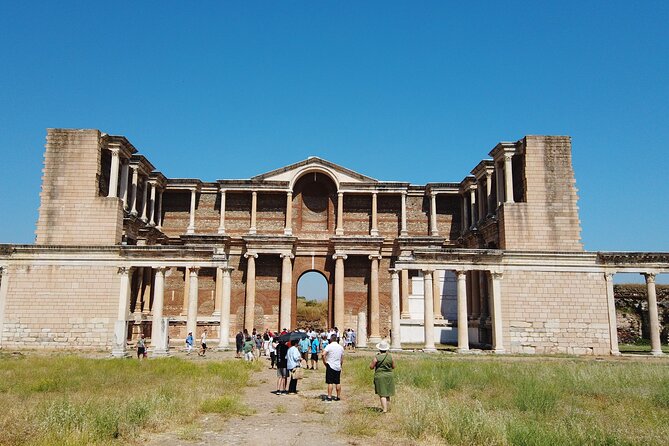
185;332;194;355
369;340;396;413
269;334;277;369
309;335;320;370
322;334;344;401
235;330;244;358
286;339;303;394
243;335;255;361
198;329;208;356
275;340;289;395
136;334;146;360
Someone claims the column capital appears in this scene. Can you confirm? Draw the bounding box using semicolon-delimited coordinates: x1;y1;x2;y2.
455;269;467;278
491;271;504;280
109;146;121;156
604;272;615;282
389;268;400;277
189;267;200;276
154;266;168;274
220;266;234;276
332;252;348;260
338;191;344;197
0;265;6;275
644;272;657;283
503;153;514;162
368;254;382;261
244;251;259;259
280;253;294;259
117;266;131;275
422;268;434;274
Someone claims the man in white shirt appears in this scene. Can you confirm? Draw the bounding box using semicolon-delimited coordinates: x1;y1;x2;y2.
322;334;344;401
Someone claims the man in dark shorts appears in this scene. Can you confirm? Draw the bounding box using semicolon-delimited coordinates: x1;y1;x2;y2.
309;335;320;370
322;334;344;401
275;340;289;395
235;330;244;358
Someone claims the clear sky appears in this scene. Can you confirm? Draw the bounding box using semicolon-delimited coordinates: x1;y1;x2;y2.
1;2;667;266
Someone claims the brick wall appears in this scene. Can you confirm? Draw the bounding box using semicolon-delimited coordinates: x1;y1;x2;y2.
257;193;286;235
343;195;371;235
406;195;429;236
502;270;610;355
2;264;118;349
36;129;124;245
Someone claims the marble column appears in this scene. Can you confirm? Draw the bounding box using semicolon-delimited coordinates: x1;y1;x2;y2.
107;147;120;198
400;269;410;318
119;161;129;209
400;192;408;236
333;253;347;328
604;273;621;356
504;154;514;203
141;267;153;315
249;191;257;234
423;271;436;352
140;179;149;222
368;255;382;343
244;252;258;332
490;271;505;353
432;270;442;319
469;187;477;230
0;267;10;349
186;267;200;336
148;182;156;226
477;179;485;224
130;166;139;216
370;192;379;237
644;273;663;356
485;171;494;216
336;192;344;236
430;192;439;236
280;253;293;331
284;191;293;236
156;190;163;230
213;268;223;316
461;194;469;235
186;188;196;234
218;189;226;235
495;162;503;208
112;267;131;357
219;267;232;350
181;267;190;316
456;270;469;353
151;267;168;355
390;269;402;351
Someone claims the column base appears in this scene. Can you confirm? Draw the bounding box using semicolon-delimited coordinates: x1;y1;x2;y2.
111;348;129;358
212;311;221;317
423;347;438;353
650;350;664;356
370;230;379;237
217;345;232;351
186;227;195;235
400;312;411;319
400;230;408;237
151;348;170;357
335;229;344;236
457;348;471;354
248;228;257;235
611;350;621;356
283;229;292;236
390;347;403;352
493;348;507;354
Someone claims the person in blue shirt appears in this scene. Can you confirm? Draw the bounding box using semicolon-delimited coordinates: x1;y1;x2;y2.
309;335;320;370
185;332;194;355
286;340;303;394
299;336;310;362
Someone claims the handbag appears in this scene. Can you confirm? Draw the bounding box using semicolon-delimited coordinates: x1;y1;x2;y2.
291;366;304;380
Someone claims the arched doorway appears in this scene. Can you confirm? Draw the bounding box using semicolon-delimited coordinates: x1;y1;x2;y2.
296;271;329;330
292;172;338;236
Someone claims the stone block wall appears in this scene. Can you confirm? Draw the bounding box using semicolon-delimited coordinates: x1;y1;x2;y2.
436;195;461;241
1;264;118;349
499;136;583;251
226;193;252;235
343;195;371;235
36;129;124;245
160;191;190;238
257;193;286;235
194;192;220;235
406;195;430;236
378;195;401;237
502;270;610;355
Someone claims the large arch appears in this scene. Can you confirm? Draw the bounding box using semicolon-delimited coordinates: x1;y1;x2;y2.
295;270;329;330
291;172;338;236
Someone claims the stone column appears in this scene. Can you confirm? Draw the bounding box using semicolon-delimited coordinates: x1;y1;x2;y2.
400;269;410;318
430;192;439;236
213;268;223;316
370;192;379;237
336;192;344;236
181;267;190;315
390;269;402;350
469;187;477;229
400;192;408;236
504;154;514;203
219;267;232;350
461;194;468;235
432;270;442;319
148;182;156;226
604;273;621;356
423;271;436;352
0;267;10;349
280;253;293;331
471;270;481;318
249;191;257;234
456;270;469;353
140;179;149;222
333;253;347;328
357;311;368;349
133;267;144;315
141;267;153;315
368;255;382;343
130;166;139;216
485;171;494;216
156;190;163;230
217;189;226;234
186;267;200;336
151;267;168;355
477;180;486;224
186;188;196;234
490;271;505;353
284;191;293;236
495;162;503;208
119;161;129;209
644;273;663;356
112;267;131;357
244;252;258;332
107;147;120;198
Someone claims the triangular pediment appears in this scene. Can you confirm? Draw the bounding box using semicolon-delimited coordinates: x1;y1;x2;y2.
252;157;378;186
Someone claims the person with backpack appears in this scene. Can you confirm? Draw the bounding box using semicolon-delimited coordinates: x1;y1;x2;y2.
185;332;194;355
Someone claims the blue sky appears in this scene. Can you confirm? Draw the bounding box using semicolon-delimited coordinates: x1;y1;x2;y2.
1;2;667;289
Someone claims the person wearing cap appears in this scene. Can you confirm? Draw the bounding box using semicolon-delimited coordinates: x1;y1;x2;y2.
369;340;396;413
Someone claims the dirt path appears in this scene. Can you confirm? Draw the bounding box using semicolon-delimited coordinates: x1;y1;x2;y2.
147;352;356;446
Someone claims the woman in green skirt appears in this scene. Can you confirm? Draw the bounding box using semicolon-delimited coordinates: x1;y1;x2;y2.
369;340;396;413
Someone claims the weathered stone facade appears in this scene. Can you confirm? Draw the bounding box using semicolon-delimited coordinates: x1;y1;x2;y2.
0;129;667;356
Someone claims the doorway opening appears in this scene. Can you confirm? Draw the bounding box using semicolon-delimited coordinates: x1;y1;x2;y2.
296;271;329;330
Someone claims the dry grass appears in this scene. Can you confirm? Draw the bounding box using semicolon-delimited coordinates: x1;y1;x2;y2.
0;353;259;445
344;354;669;445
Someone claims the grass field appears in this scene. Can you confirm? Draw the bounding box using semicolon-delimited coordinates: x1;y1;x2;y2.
0;353;259;446
343;354;669;445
